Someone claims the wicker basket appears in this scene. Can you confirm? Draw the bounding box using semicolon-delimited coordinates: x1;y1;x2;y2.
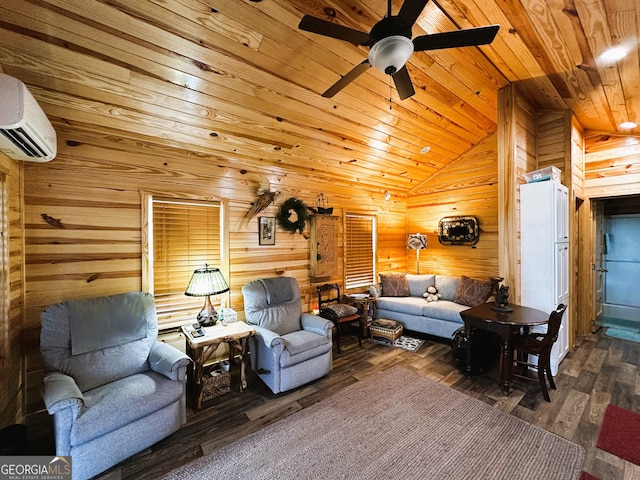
369;319;403;343
202;365;231;402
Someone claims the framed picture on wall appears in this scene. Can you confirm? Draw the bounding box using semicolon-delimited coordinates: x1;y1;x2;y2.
259;216;276;245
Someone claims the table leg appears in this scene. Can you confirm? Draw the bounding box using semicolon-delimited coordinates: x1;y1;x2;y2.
191;346;205;410
499;339;512;395
465;324;473;378
239;338;249;392
192;341;223;410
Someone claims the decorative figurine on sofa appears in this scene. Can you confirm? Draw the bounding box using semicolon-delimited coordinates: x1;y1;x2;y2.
423;285;442;302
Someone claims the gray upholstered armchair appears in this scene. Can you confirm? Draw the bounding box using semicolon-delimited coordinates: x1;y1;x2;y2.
242;277;333;394
40;291;191;480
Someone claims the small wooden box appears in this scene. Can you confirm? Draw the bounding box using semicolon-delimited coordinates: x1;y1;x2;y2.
369;319;403;343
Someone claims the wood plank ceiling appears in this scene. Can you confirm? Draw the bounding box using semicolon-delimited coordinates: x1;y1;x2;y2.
0;0;638;193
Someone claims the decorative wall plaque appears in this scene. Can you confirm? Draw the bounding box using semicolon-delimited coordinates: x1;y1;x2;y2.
438;216;480;245
310;215;338;277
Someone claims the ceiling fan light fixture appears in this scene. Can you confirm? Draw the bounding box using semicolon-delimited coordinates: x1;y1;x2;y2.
599;45;629;64
368;35;414;75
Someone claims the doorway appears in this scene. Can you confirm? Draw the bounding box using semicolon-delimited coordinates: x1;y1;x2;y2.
602;215;640;325
594;197;640;330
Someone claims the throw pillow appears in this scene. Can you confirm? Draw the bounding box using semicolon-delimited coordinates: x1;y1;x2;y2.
405;274;435;297
321;304;358;319
379;273;410;297
454;275;496;307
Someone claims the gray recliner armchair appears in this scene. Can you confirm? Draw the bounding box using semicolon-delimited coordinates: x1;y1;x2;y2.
242;277;333;394
40;291;191;480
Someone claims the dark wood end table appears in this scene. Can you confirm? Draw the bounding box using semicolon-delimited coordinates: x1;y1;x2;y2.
460;303;549;395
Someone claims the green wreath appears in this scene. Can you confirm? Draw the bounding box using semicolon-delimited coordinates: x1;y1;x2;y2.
276;197;309;234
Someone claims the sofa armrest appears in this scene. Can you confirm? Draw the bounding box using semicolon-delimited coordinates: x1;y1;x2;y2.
149;341;191;381
369;283;382;298
42;372;84;415
42;372;85;456
301;313;333;337
251;325;285;353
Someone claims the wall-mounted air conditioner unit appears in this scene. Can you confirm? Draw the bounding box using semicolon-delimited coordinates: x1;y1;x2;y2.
0;73;56;162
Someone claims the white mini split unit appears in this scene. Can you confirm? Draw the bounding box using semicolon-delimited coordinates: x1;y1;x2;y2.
0;73;56;162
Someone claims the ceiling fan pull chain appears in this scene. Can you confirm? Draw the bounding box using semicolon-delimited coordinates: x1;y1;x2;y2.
389;77;393;110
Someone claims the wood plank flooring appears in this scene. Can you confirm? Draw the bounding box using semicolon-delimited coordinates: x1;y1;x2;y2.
30;329;640;479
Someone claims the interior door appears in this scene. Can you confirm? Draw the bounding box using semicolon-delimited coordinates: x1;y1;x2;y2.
594;201;605;326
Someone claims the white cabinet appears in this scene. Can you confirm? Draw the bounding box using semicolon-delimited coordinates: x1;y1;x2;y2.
520;180;569;375
555;184;569;243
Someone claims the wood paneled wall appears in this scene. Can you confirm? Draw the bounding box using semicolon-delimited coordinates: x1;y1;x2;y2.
0;152;25;426
585;134;640;198
21;124;407;415
570;117;591;337
498;84;537;303
406;134;499;279
536;111;590;342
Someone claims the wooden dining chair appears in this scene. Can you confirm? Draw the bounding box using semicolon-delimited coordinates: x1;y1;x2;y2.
317;284;362;353
512;303;567;402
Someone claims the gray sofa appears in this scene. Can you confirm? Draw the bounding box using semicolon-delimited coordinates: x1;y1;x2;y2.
370;273;495;339
242;277;333;394
40;291;191;480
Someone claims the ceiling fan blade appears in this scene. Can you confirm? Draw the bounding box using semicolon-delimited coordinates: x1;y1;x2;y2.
392;65;415;100
299;15;371;45
395;0;429;29
413;25;500;51
322;60;372;98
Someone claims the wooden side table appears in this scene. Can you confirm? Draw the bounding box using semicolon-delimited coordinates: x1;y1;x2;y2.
344;294;376;337
181;322;255;409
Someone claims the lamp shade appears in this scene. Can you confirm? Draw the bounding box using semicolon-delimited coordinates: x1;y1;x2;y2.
407;233;427;250
185;266;229;297
368;35;414;75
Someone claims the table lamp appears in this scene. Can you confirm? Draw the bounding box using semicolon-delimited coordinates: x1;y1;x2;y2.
184;264;230;326
407;233;427;275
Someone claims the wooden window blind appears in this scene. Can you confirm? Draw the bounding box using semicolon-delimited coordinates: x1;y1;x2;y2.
152;198;222;329
345;214;376;289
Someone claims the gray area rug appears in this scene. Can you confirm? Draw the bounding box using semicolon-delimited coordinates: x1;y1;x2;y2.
164;366;584;480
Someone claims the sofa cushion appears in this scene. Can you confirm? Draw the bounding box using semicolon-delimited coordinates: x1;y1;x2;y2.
454;275;496;307
280;330;332;367
435;275;461;301
376;296;427;316
405;274;436;297
379;273;410;297
242;278;302;336
422;301;470;323
68;292;149;355
71;371;183;446
40;292;158;392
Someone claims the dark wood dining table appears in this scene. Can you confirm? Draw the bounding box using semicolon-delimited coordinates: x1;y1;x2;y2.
460;302;549;395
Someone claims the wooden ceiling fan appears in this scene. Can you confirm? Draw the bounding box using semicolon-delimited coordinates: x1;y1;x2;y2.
299;0;500;100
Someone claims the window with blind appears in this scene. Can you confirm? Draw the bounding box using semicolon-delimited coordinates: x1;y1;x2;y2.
151;198;225;329
345;213;376;289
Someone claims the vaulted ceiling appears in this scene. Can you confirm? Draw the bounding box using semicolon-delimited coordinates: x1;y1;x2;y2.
0;0;638;194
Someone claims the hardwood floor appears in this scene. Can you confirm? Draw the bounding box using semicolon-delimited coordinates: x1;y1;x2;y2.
32;329;640;479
